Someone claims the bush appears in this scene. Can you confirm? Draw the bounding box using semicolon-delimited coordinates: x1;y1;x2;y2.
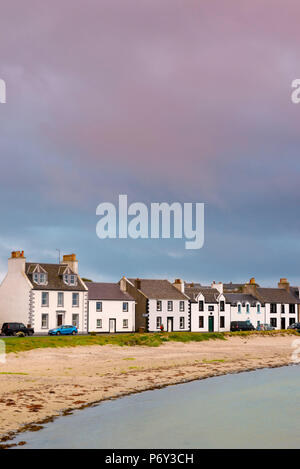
89;331;97;336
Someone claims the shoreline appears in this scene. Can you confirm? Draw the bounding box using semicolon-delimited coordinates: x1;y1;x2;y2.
0;334;297;448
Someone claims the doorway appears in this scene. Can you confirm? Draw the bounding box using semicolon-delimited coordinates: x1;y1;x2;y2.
57;314;64;327
208;316;214;332
281;318;286;330
167;317;173;332
109;319;116;333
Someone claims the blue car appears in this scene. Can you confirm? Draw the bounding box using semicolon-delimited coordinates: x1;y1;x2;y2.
48;325;78;336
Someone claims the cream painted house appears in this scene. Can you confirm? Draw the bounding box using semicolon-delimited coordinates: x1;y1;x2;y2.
87;281;135;333
0;251;88;333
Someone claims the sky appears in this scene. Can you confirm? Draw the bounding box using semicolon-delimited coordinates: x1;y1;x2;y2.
0;0;300;285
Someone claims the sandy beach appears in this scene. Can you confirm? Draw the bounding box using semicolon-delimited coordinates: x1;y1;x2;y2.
0;334;297;441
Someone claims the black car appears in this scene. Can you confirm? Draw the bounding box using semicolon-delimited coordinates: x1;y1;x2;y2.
287;323;300;331
1;322;34;336
230;321;255;332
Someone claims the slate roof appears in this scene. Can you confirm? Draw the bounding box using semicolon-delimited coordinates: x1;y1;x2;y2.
88;282;134;301
256;288;300;304
25;263;87;291
128;279;188;300
224;293;260;306
223;282;245;292
185;286;221;304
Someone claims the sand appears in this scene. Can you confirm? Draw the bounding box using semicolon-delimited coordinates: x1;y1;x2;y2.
0;334;297;439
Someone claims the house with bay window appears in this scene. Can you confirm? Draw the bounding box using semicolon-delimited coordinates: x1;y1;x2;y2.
87;282;135;333
0;251;88;333
121;277;189;332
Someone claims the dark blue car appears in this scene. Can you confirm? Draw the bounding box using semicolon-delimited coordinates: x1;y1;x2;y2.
48;325;78;336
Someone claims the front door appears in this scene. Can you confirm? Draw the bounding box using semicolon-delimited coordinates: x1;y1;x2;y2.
281;318;286;330
57;314;64;327
109;319;116;334
167;317;173;332
208;316;214;332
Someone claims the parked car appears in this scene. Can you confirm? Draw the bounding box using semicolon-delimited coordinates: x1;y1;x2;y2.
1;322;34;336
230;321;255;332
287;323;300;330
256;323;275;331
48;325;78;336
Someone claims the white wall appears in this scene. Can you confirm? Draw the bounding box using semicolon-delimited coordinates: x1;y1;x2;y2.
88;299;135;333
231;302;265;328
190;294;231;332
148;299;189;332
265;303;297;330
0;257;32;327
32;290;87;333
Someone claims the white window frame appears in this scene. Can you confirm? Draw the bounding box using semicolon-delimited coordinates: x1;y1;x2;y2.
72;314;79;328
123;319;128;329
123;302;128;312
96;319;102;328
41;291;49;307
179;301;185;312
180;316;185;329
57;292;64;307
167;301;173;311
41;313;48;329
72;292;79;307
156;316;162;329
157;300;162;311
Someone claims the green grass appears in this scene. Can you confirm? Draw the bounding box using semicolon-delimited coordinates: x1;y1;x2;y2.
1;329;298;354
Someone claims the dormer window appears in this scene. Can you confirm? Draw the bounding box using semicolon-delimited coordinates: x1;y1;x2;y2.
63;273;77;286
33;272;47;285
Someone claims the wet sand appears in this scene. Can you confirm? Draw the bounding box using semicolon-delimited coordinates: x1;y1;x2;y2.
0;334;297;441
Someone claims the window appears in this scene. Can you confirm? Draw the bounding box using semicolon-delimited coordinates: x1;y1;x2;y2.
220;301;225;312
208;305;214;312
289;304;295;314
41;292;49;307
238;304;241;313
123;302;128;312
179;301;185;312
72;314;79;328
156;317;162;329
156;301;162;311
199;316;204;328
246;304;250;314
257;303;261;313
220;316;225;328
41;314;48;329
63;274;77;286
33;272;47;285
167;301;173;311
72;293;79;307
270;318;277;328
289;317;296;326
199;301;204;312
70;275;76;285
57;292;64;307
270;303;277;314
96;319;102;328
96;302;102;312
180;317;185;329
123;319;128;329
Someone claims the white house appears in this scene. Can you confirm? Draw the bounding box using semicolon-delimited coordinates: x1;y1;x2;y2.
224;293;265;328
185;282;231;332
241;277;300;329
122;277;190;332
87;281;136;333
0;251;88;333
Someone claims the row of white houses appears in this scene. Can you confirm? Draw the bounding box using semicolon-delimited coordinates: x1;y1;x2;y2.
0;251;299;334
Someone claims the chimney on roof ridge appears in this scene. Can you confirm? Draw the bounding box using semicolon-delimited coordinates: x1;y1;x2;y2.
173;278;185;294
135;278;141;290
62;253;78;274
8;250;26;273
243;277;258;295
120;276;127;292
211;281;223;294
278;278;290;292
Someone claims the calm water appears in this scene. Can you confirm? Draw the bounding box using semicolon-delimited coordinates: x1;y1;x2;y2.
13;365;300;449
